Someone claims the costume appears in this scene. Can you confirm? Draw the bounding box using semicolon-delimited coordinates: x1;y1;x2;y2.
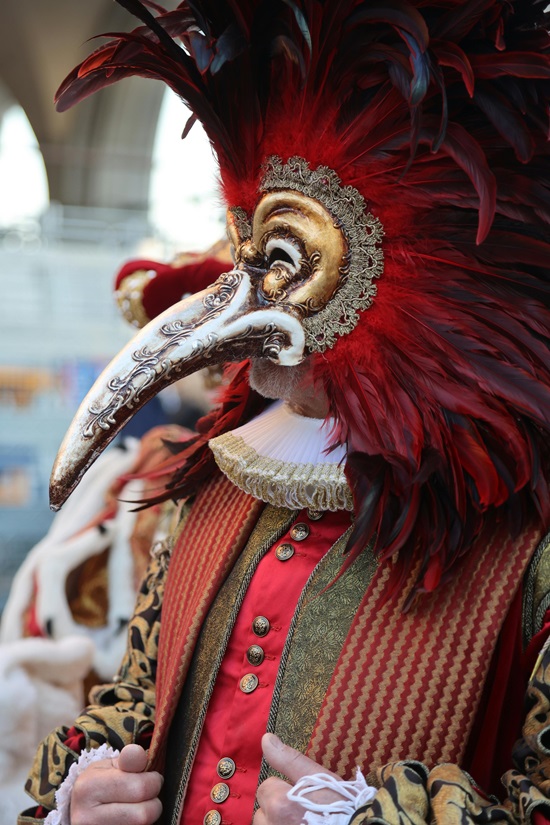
19;0;550;823
20;472;550;823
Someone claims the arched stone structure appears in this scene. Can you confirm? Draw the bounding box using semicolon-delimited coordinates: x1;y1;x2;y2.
48;77;164;210
0;1;164;210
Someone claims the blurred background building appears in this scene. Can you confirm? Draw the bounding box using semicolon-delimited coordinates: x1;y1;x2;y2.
0;2;224;612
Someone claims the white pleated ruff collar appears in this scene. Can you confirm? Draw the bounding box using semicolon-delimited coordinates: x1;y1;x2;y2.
209;401;352;511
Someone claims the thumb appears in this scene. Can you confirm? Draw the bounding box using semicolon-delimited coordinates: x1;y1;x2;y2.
117;744;148;773
261;733;336;785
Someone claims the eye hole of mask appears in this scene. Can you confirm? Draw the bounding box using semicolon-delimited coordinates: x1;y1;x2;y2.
268;247;294;267
265;237;302;271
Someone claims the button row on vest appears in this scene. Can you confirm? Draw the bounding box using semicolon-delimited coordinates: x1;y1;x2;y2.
252;615;270;636
275;520;311;561
204;757;237;822
203;518;319;825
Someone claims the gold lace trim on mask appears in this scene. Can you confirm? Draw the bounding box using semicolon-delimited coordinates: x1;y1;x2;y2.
209;432;353;512
228;206;252;241
261;156;384;353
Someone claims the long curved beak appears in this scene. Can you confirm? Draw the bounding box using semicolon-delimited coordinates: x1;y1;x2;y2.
50;271;305;510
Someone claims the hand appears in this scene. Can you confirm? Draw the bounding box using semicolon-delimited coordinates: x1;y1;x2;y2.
254;733;344;825
70;744;163;825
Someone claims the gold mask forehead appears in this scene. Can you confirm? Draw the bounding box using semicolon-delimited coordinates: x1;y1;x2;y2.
229;156;384;353
253;190;342;254
253;190;348;314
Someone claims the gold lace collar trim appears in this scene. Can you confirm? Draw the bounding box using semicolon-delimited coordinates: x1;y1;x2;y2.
209;431;353;512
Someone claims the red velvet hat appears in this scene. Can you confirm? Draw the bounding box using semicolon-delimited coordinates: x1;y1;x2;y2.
114;241;231;328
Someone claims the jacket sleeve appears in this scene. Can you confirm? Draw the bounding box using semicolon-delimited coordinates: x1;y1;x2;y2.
18;538;170;822
500;638;550;824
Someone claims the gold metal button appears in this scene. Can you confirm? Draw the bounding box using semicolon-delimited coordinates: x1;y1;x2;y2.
217;757;236;779
240;673;259;693
290;523;310;541
204;812;222;825
247;644;265;666
252;616;270;637
211;782;230;803
307;509;324;520
275;543;295;561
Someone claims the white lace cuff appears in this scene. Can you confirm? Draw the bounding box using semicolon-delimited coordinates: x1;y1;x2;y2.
287;768;377;825
44;744;120;825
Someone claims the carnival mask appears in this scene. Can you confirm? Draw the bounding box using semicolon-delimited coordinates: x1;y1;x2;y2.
50;157;383;508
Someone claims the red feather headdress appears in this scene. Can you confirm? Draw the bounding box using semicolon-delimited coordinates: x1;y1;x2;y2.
56;0;550;594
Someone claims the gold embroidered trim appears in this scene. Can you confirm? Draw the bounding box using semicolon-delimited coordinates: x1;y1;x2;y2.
266;527;374;767
522;530;550;645
228;206;252;241
261;156;384;352
209;432;353;511
114;269;155;329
